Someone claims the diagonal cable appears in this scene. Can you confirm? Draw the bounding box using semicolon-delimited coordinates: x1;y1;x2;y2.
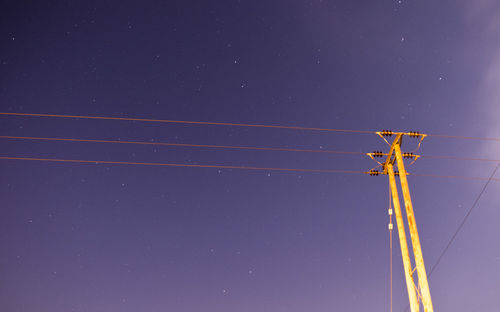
0;112;373;134
403;162;500;312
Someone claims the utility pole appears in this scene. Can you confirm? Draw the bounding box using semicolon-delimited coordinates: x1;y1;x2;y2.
367;131;433;312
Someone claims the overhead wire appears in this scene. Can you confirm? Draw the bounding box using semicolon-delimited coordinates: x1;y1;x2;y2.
409;173;500;182
1;113;500;180
0;135;363;156
420;154;500;163
0;156;365;174
0;156;499;182
427;162;500;277
2;135;500;164
3;112;500;142
426;133;500;142
0;112;374;134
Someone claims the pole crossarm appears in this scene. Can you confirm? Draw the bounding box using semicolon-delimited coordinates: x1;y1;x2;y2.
365;131;424;177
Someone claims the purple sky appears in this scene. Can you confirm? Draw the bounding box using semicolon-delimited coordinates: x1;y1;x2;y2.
1;1;499;311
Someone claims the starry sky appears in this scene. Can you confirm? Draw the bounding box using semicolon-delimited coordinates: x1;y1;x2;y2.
1;1;500;311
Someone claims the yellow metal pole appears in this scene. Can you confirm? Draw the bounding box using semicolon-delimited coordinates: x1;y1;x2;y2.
387;163;419;312
394;144;433;312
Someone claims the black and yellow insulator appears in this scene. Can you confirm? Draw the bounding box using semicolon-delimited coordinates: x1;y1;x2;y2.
381;130;394;137
394;171;400;176
407;131;421;138
402;152;415;159
372;151;384;158
368;170;380;176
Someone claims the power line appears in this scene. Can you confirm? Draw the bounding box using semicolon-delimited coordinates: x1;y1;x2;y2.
3;135;500;164
420;155;500;163
3;112;500;142
0;156;364;174
0;135;363;156
0;112;374;134
410;173;500;182
1;156;500;182
427;162;500;276
426;133;500;142
403;163;500;312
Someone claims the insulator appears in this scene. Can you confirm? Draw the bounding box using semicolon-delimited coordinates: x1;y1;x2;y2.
368;170;380;176
372;151;384;158
381;130;394;137
388;208;393;215
394;171;399;176
408;131;421;138
403;152;415;159
388;223;393;230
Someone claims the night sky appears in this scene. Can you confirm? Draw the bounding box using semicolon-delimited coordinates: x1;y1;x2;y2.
1;1;500;311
